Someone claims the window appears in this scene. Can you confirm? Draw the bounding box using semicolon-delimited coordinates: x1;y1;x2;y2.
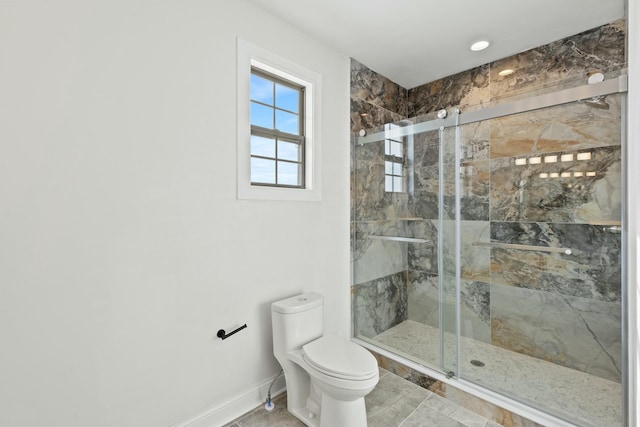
237;38;321;201
250;69;305;187
384;123;405;193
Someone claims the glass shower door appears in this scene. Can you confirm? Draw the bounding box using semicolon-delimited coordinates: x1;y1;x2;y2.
352;74;626;427
455;93;624;427
352;116;459;376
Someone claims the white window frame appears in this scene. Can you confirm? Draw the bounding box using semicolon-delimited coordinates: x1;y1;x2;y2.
237;38;322;201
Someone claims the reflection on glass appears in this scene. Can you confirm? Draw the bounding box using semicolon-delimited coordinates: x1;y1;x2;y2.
386;140;403;157
384;160;404;192
393;176;403;190
385;175;393;192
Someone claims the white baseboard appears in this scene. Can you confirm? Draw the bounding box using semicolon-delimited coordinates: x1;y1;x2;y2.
172;374;286;427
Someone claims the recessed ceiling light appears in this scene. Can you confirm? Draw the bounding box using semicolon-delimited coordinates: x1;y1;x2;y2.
470;40;490;51
498;69;514;76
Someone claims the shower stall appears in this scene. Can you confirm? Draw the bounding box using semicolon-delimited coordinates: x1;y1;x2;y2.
350;25;627;425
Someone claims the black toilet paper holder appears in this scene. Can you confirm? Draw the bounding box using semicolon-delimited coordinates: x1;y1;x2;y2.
217;324;247;340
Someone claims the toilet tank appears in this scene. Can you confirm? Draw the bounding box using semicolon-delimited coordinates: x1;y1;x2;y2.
272;292;324;353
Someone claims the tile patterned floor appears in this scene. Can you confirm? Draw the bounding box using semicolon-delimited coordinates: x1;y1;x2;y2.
224;368;502;427
372;320;621;427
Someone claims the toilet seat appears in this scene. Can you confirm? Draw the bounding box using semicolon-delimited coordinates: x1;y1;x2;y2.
302;335;378;381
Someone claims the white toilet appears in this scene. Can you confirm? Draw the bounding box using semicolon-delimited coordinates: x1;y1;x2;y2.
272;292;378;427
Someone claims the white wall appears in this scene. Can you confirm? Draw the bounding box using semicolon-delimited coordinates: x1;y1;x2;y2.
0;1;350;426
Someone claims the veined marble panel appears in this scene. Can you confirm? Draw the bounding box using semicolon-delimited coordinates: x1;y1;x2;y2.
351;97;405;132
352;272;408;338
353;140;413;222
441;160;491;221
460;280;490;343
490;283;622;383
409;123;440;222
351;58;407;117
406;219;438;273
439;220;491;282
409;165;440;220
435;118;491;166
407;64;490;117
489;94;622;160
409;134;491;220
353;220;407;285
407;271;439;328
490;221;621;302
458;120;490;163
407;273;490;343
490;145;621;223
489;19;626;104
412;125;440;167
406;20;625;117
410;123;490;221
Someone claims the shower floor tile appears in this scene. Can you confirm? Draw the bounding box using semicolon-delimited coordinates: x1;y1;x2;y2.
372;320;622;427
223;368;498;427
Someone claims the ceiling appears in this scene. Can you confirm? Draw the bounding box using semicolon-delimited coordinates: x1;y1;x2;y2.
247;0;625;89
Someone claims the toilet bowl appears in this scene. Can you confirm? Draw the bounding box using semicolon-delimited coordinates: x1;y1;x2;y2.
272;293;378;427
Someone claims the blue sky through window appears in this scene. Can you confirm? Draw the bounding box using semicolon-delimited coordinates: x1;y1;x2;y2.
250;70;303;186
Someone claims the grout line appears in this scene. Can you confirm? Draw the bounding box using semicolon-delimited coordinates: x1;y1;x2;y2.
396;398;427;427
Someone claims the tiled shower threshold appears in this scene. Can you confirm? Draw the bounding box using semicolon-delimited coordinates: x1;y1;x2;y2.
369;320;621;427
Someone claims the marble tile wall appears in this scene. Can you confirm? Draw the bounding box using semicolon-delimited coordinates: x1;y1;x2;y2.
352;18;625;382
353;271;408;338
351;59;411;337
407;20;626;117
351;58;407;133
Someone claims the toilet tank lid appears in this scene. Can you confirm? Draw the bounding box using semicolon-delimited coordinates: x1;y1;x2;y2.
272;292;323;314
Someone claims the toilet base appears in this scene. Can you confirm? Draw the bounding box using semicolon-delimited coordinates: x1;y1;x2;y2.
287;393;368;427
319;393;367;427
